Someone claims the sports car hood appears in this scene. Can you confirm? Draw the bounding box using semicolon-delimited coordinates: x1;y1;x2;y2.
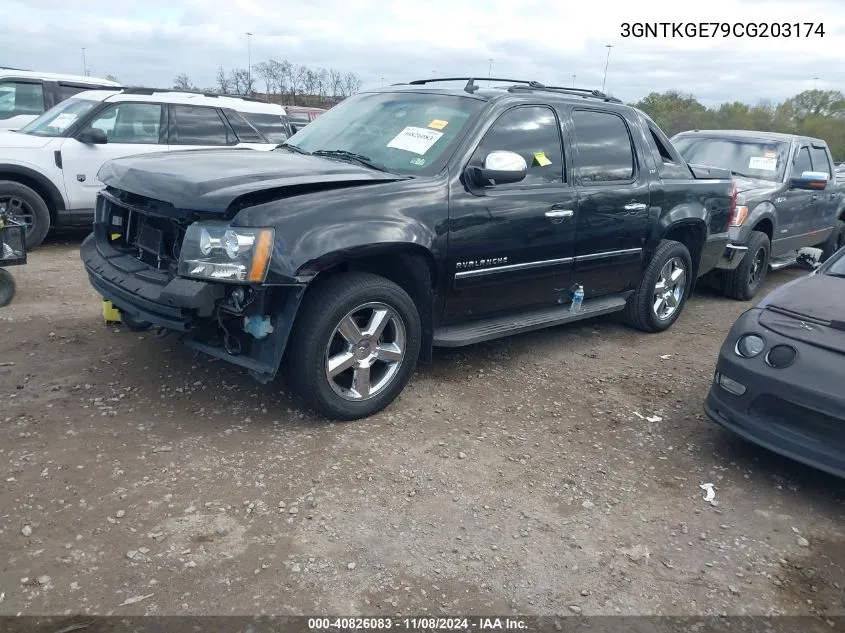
97;149;408;214
757;272;845;354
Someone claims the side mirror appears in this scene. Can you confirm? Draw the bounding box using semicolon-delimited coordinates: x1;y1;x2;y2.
467;150;528;187
790;170;828;190
77;128;108;145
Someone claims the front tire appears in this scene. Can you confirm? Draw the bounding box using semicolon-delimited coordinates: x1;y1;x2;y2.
0;269;15;307
624;239;693;333
121;312;153;332
0;180;51;250
287;272;422;421
721;230;770;301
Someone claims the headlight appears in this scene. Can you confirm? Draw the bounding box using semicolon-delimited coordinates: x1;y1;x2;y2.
178;222;274;283
735;334;765;358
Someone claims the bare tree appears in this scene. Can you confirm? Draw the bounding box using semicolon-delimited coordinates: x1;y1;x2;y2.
254;61;275;95
341;72;362;97
286;64;308;104
215;66;230;94
173;73;195;91
272;60;291;94
227;69;251;95
329;69;343;98
105;74;120;83
315;68;329;100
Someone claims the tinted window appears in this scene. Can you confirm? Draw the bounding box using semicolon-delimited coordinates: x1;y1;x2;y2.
470;106;564;185
793;146;812;176
242;112;289;143
58;84;96;101
674;136;789;183
0;81;44;119
222;110;266;143
810;147;832;177
89;102;162;144
571;110;635;182
171;105;231;145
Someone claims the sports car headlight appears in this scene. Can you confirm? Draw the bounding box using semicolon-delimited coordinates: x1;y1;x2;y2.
178;222;274;283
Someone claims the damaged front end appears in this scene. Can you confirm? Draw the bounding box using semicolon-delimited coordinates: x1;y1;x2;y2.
81;187;305;383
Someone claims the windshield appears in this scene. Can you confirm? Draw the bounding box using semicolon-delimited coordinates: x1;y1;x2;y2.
17;98;100;137
281;91;485;175
673;136;789;182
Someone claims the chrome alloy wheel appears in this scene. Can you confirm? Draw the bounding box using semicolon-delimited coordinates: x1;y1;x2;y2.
324;302;407;401
653;257;687;321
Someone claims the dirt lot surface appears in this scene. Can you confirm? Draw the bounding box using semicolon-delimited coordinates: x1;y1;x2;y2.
1;235;843;620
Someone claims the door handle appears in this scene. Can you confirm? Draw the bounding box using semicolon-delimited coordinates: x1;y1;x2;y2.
545;209;574;220
624;202;648;212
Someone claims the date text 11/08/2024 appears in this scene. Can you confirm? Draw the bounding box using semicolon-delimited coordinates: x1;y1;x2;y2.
621;22;825;38
307;617;529;630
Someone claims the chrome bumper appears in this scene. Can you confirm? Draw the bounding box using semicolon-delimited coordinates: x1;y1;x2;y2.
715;243;748;271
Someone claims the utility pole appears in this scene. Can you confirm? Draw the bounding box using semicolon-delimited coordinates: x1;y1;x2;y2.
602;44;613;92
572;74;576;88
81;47;88;76
813;76;820;90
381;77;384;88
488;58;493;84
246;32;253;94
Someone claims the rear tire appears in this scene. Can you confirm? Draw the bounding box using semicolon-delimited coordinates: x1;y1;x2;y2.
286;272;422;421
0;180;51;250
721;230;770;301
820;219;845;262
0;269;15;307
624;239;693;333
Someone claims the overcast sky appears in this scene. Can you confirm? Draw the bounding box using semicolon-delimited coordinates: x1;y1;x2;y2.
3;0;844;106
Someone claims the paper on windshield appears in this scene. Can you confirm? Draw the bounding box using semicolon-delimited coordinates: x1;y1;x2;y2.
48;112;78;130
387;126;443;155
748;156;777;171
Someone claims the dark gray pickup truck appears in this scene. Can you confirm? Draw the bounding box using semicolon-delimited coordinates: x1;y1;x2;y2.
672;130;845;300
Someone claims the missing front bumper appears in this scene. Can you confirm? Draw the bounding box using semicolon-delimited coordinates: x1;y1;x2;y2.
715;243;748;271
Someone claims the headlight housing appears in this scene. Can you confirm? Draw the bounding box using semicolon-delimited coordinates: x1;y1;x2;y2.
735;333;765;358
178;222;274;283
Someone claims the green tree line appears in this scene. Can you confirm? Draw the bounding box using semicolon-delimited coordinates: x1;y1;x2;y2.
631;89;845;161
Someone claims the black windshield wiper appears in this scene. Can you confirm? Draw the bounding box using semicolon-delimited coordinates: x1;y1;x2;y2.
311;149;390;172
730;170;754;179
275;142;310;154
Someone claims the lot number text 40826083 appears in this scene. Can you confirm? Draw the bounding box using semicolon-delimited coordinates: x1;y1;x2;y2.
621;22;825;38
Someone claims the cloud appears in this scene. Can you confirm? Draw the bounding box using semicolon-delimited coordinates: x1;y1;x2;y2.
2;0;843;105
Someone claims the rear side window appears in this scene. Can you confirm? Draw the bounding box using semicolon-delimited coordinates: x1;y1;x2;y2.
0;80;44;119
170;105;232;146
810;146;832;178
571;110;635;183
242;112;289;143
222;109;266;143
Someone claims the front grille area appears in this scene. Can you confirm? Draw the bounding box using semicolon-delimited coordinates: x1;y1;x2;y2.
749;395;845;452
100;188;187;274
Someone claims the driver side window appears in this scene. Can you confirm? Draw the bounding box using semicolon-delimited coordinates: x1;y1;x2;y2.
792;146;812;176
89;103;163;144
470;106;564;186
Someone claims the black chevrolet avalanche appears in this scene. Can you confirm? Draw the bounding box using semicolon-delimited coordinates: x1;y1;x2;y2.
82;78;735;420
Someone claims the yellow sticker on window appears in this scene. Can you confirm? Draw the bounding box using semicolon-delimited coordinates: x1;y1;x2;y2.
428;119;449;130
534;152;552;167
764;151;777;158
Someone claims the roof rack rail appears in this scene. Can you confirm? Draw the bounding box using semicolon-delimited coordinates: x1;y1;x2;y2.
508;84;622;103
406;77;621;102
0;66;31;72
408;77;544;94
120;86;266;103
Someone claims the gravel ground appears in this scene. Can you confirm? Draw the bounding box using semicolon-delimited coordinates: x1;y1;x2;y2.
0;234;843;619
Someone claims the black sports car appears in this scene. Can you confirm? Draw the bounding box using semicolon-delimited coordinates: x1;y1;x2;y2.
705;246;845;478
